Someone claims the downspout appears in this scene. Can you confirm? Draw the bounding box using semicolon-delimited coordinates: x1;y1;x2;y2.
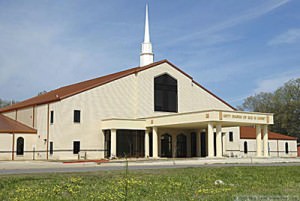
46;104;50;160
277;139;279;157
12;132;15;160
32;106;35;128
15;109;18;120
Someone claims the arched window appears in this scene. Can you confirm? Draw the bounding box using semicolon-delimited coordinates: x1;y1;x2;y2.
16;137;24;155
244;141;248;154
161;134;172;157
154;74;177;112
285;142;289;154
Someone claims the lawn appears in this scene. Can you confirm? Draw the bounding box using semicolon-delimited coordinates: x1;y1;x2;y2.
0;165;300;201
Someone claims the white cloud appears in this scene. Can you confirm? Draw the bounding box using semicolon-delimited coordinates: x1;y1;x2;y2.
162;0;290;47
268;28;300;45
253;69;300;93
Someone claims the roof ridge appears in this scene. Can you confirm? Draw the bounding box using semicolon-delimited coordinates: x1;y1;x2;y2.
0;60;168;112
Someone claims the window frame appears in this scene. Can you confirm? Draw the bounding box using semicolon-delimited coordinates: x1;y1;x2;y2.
244;141;248;154
73;141;80;154
50;110;54;124
49;141;54;155
229;132;234;142
16;137;24;156
285;142;289;154
154;74;178;113
73;110;81;123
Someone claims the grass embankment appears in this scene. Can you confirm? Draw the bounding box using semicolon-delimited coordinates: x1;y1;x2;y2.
0;166;299;201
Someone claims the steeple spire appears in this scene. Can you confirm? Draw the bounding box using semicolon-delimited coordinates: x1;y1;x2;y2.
140;4;154;67
144;4;150;43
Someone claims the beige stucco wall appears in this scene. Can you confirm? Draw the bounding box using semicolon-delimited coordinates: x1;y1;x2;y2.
239;139;297;157
221;127;241;157
2;111;16;120
0;134;36;160
136;63;234;118
45;74;137;160
0;134;13;160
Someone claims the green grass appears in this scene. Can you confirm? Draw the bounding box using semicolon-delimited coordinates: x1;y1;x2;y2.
0;166;300;201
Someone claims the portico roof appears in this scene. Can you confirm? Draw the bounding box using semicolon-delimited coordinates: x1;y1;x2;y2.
143;110;273;129
102;110;273;130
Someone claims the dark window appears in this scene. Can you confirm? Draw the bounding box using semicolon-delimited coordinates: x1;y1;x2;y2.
50;142;53;155
285;142;289;154
154;74;178;112
161;133;172;157
104;130;111;158
16;137;24;155
214;132;216;157
190;132;197;157
176;134;187;157
229;132;233;142
73;141;80;154
200;132;207;157
74;110;80;123
149;132;153;157
117;130;145;158
244;141;248;154
50;111;54;124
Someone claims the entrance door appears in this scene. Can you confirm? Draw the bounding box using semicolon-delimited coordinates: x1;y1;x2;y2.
176;134;187;157
161;134;172;157
200;132;207;157
190;132;197;157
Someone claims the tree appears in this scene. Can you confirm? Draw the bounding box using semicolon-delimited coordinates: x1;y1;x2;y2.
238;78;300;141
0;99;17;108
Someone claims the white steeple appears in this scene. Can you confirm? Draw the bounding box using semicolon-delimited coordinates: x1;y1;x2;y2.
140;4;154;67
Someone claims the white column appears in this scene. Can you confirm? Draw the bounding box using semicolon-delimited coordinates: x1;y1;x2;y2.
207;123;214;157
111;129;117;158
196;130;201;157
256;125;262;157
145;129;149;158
172;133;176;158
263;125;269;157
216;124;222;157
152;127;158;158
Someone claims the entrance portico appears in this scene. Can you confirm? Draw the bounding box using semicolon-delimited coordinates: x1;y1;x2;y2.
101;110;273;159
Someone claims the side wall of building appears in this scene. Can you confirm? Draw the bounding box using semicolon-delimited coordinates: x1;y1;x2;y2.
0;134;36;160
239;139;297;157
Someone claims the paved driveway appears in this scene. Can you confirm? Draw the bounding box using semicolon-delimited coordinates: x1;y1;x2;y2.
1;157;300;175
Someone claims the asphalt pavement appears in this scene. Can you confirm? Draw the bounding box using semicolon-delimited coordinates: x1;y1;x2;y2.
1;157;300;175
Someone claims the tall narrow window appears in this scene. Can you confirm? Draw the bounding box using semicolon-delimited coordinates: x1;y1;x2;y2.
229;132;233;142
16;137;24;155
154;74;178;112
244;141;248;154
285;142;289;154
50;111;54;124
50;142;53;155
73;141;80;154
74;110;81;123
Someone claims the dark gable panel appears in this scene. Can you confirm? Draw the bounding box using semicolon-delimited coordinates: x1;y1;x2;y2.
154;74;178;112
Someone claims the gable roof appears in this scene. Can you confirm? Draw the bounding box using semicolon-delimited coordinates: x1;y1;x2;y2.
240;126;297;140
0;114;37;134
0;60;235;113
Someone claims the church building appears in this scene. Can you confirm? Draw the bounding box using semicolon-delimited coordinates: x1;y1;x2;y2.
0;5;297;161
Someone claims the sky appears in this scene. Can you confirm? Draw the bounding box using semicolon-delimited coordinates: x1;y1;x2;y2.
0;0;300;107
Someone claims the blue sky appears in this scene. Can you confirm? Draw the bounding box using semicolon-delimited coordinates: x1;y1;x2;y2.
0;0;299;107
